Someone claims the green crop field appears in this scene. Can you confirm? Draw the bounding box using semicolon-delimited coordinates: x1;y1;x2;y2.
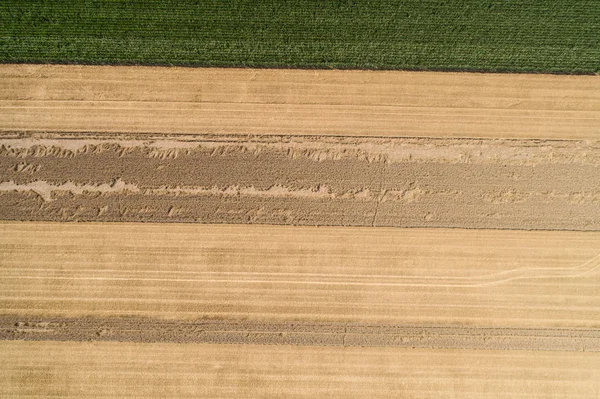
1;0;599;74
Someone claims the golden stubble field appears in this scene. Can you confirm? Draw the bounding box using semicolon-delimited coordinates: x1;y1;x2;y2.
0;64;599;397
1;222;599;397
1;64;599;139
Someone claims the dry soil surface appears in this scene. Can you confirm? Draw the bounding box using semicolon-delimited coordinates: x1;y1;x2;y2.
1;133;599;230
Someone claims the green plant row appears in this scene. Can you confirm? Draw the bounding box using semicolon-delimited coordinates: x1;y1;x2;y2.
1;0;599;74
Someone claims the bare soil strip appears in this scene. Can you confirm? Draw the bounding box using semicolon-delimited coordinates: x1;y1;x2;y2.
1;133;599;230
1;65;599;139
1;316;598;352
2;341;598;398
1;222;598;329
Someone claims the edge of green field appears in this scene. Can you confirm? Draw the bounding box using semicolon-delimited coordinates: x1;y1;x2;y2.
1;1;599;74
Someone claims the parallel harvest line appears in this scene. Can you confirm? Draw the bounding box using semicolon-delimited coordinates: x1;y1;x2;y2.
0;267;598;288
2;252;598;287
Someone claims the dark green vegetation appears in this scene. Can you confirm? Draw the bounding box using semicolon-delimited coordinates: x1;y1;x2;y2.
1;0;599;73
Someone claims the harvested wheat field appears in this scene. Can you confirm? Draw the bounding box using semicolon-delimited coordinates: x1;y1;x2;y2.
0;222;599;397
2;341;598;398
2;65;600;139
2;222;600;331
1;62;599;397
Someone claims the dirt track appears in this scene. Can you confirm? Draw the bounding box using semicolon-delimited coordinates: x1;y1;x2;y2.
2;316;599;352
1;64;599;139
1;133;599;230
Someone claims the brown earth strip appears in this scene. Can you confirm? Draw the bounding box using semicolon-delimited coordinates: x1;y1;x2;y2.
1;133;599;229
1;65;599;139
0;316;598;352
